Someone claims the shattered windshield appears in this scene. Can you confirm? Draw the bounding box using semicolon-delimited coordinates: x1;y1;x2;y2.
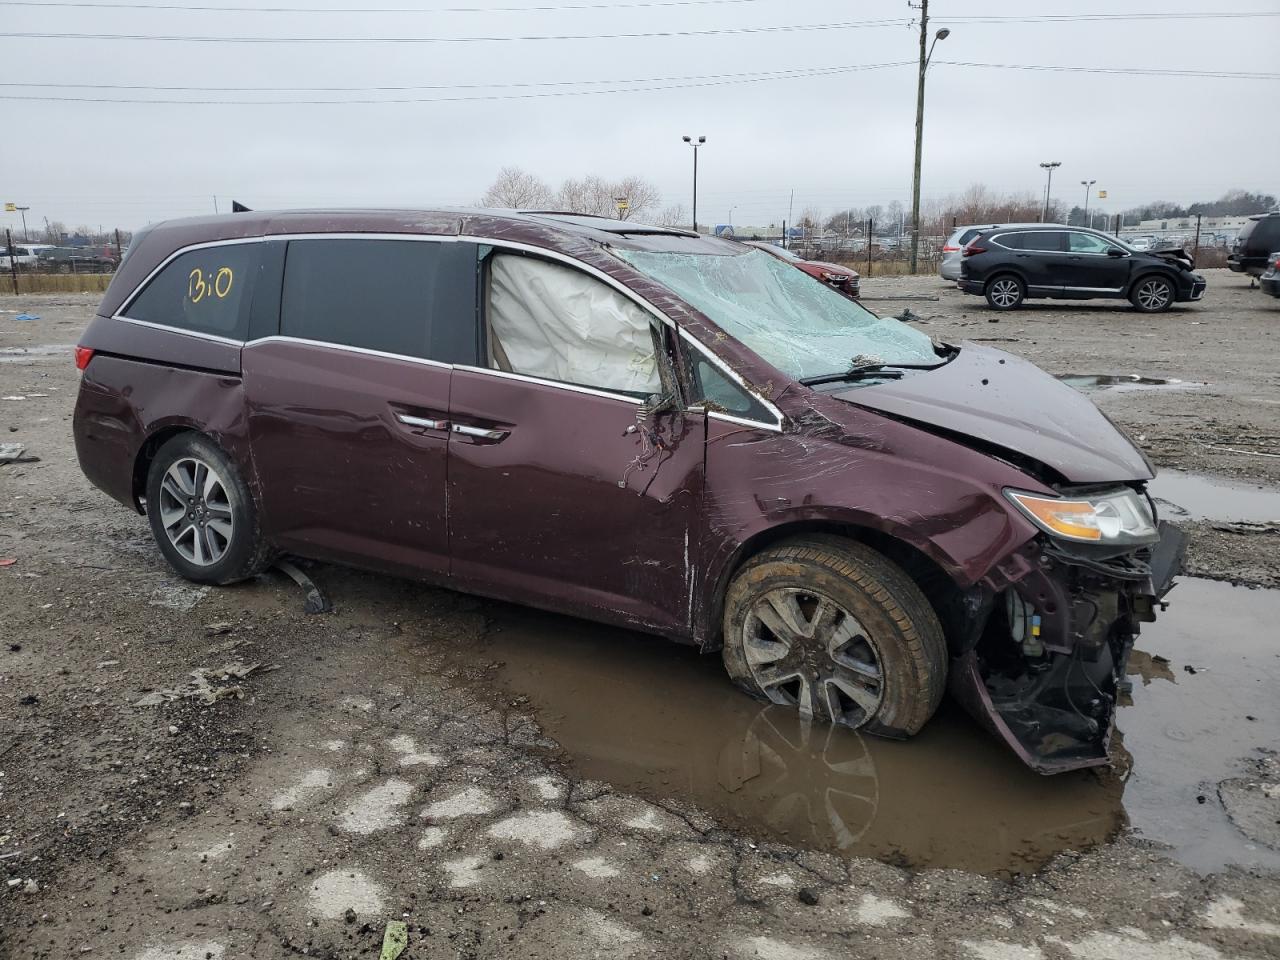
615;248;939;382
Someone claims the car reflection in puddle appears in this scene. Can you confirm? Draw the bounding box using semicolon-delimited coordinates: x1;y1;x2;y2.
445;605;1126;876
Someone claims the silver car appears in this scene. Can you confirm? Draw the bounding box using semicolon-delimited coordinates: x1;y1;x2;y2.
940;224;1004;280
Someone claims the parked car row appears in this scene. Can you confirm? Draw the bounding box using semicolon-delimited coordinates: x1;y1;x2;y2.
1;242;119;272
945;223;1206;312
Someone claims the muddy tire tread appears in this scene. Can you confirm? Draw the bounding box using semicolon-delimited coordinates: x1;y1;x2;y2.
722;535;947;736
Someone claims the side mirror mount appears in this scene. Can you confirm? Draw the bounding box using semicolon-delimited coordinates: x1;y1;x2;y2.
1107;247;1126;258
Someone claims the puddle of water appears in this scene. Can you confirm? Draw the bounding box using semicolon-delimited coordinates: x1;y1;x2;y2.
1148;470;1280;524
435;578;1280;876
1057;373;1203;393
462;608;1123;876
0;344;75;363
1119;577;1280;872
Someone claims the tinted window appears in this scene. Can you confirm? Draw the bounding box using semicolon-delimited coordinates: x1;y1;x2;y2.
958;229;983;244
1068;232;1112;254
281;239;447;359
1016;231;1066;252
692;353;773;422
125;242;258;340
992;232;1024;249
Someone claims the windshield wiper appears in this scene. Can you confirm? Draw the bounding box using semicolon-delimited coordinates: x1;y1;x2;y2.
799;351;958;386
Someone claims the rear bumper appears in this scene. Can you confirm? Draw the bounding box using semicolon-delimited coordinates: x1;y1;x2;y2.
950;521;1187;774
957;278;984;295
1261;274;1280;298
940;259;962;280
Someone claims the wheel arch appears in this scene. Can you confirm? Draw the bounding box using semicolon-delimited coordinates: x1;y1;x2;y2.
1125;267;1179;296
130;421;242;513
700;519;970;654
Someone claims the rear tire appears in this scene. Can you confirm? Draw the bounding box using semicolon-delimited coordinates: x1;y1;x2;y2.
145;433;273;585
721;536;947;739
985;274;1025;310
1130;274;1175;312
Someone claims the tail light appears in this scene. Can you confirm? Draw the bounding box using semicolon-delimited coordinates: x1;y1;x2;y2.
74;346;94;370
942;244;960;253
962;240;987;257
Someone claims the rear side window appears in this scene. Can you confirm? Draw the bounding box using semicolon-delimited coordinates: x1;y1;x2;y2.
1015;231;1066;252
124;242;259;340
280;238;474;362
991;232;1024;249
958;229;982;245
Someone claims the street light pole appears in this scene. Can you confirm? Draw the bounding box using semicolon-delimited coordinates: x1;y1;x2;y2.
909;0;949;275
16;206;30;241
1039;161;1061;222
1080;179;1095;227
682;135;706;233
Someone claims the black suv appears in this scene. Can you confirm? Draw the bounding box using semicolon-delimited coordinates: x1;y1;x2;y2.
1228;212;1280;278
958;226;1206;312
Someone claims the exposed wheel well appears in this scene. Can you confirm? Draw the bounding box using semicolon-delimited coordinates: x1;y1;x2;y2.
705;521;968;655
131;426;198;512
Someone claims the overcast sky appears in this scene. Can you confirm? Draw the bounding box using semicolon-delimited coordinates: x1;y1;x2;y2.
2;0;1278;234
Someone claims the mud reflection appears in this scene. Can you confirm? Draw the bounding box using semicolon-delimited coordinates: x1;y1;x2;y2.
459;607;1124;875
1147;470;1280;524
1056;372;1201;392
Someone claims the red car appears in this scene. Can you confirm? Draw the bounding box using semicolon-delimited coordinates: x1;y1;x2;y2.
745;240;860;298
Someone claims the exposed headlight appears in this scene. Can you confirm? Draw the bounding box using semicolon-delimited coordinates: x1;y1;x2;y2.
820;271;846;282
1004;487;1159;545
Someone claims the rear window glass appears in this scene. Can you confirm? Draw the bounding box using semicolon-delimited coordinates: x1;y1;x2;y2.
958;229;982;244
281;239;442;359
124;243;258;340
1014;231;1065;251
992;233;1024;249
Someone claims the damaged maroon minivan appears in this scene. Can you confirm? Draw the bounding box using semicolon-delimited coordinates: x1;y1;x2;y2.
73;209;1184;774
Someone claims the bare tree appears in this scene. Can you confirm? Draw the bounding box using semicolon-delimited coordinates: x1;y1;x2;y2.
648;203;688;228
479;167;556;209
556;174;661;220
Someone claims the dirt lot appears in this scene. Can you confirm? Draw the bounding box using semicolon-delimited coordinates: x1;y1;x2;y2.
2;272;1279;959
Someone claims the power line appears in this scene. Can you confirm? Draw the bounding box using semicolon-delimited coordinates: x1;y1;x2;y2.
936;61;1280;81
0;19;914;43
0;61;915;103
939;11;1280;24
0;62;912;93
0;0;790;11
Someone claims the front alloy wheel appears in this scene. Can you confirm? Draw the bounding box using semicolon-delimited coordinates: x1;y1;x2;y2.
722;537;947;739
1131;276;1174;312
741;587;884;726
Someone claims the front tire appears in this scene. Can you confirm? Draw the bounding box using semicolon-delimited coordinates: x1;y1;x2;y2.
1130;275;1174;312
145;433;272;585
985;274;1025;310
721;537;947;739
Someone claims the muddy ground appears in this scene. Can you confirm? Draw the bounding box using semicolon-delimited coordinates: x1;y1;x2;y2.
2;271;1279;959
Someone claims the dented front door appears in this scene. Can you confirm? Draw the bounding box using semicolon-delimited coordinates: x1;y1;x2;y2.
446;370;706;636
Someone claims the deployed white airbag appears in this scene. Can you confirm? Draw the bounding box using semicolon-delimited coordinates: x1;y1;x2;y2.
489;254;660;395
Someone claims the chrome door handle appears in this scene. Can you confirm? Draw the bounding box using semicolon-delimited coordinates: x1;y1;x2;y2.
451;424;509;440
396;413;448;430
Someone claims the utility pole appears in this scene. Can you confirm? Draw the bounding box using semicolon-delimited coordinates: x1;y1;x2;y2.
682;135;705;233
15;206;30;241
909;1;949;275
1039;161;1061;222
1080;179;1095;227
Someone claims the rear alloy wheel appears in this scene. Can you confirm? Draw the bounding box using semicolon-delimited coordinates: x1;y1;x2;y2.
722;537;947;739
145;433;273;585
1130;275;1174;312
985;275;1025;310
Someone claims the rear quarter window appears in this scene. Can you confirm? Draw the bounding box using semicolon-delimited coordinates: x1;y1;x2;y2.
123;242;259;341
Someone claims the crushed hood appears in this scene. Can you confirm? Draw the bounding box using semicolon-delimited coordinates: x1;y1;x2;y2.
835;344;1154;483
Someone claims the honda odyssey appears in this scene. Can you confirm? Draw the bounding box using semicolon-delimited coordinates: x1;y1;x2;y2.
73;209;1185;774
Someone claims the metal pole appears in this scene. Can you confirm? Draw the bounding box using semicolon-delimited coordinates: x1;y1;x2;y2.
114;228;123;262
909;0;928;275
691;145;698;234
17;207;30;241
867;218;874;277
1194;213;1202;252
6;229;18;296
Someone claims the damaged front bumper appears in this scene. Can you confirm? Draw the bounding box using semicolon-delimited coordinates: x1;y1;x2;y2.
949;520;1187;774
